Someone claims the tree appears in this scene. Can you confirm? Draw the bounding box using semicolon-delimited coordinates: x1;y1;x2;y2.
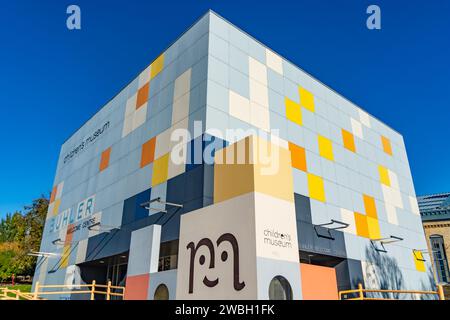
0;196;48;281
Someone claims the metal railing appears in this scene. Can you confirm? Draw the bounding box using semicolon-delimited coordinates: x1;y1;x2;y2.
0;281;125;300
339;283;445;300
0;287;37;300
34;280;125;300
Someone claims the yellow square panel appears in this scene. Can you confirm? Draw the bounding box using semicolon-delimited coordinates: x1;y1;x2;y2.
307;173;326;202
52;198;61;216
363;194;377;219
61;245;71;269
318;135;334;161
152;153;169;187
354;212;369;238
378;165;391;186
285;97;302;126
367;216;381;239
299;87;314;112
150;54;165;79
413;251;426;272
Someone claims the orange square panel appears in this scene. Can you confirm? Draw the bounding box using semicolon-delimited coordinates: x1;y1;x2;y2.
300;263;338;300
99;147;111;172
341;129;356;153
124;274;150;300
381;136;392;155
141;137;156;168
288;142;307;172
136;82;150;110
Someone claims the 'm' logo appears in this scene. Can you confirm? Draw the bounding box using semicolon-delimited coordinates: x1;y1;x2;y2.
186;233;245;294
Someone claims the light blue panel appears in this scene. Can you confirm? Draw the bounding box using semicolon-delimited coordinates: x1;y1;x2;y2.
310;199;329;225
267;68;283;95
268;88;284;116
269;111;287;140
159;61;176;93
292;168;308;197
302;108;316;132
228;67;249;99
209;32;229;64
191;56;208;89
125;167;151;200
126;77;139;99
315;115;331;138
189;81;207;116
209;11;229;41
208;56;229;88
228;24;249;53
302;127;318;154
188;106;207;139
287;121;304;147
148;269;178;300
256;257;302;300
305;150;322;177
247;38;266;64
207;80;229;114
229;44;248;75
128;225;162;276
324;179;340;207
154;105;172;136
337;185;353;210
227;116;254;141
283;78;299;103
205;105;230;137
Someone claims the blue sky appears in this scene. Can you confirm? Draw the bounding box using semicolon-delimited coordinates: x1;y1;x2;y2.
0;0;449;218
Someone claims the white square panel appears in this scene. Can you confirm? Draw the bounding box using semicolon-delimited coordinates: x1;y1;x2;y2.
249;78;269;108
229;90;250;123
265;48;283;75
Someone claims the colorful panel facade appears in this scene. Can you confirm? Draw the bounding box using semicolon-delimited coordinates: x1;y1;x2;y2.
33;11;434;300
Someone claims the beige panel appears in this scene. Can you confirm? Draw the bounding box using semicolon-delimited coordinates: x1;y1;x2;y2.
214;135;294;204
176;193;258;299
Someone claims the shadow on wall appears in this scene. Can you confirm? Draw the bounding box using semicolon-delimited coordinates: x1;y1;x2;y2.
419;266;438;300
364;245;404;299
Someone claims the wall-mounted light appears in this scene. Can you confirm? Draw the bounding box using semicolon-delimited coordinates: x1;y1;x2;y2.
370;235;404;253
313;219;349;240
140;197;183;214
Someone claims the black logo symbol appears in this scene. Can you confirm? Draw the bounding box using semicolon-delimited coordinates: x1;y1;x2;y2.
187;233;245;294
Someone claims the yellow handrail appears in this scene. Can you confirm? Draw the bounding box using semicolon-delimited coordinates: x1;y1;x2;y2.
339;283;445;300
31;280;125;300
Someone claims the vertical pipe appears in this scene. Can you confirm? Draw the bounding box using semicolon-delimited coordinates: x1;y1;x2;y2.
107;280;111;301
90;280;96;301
33;281;40;300
438;284;445;300
358;283;364;300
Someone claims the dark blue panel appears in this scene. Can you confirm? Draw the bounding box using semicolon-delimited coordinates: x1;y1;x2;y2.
184;165;204;202
297;220;347;258
121;187;151;226
294;193;312;224
186;134;226;172
135;188;151;221
121;195;136;226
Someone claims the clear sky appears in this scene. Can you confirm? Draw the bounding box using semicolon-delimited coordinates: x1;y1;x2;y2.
0;0;449;218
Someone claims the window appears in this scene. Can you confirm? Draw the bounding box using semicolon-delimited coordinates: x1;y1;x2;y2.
154;284;169;300
430;235;450;284
268;276;293;300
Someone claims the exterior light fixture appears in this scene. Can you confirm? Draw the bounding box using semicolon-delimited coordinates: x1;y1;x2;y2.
28;251;61;258
313;219;349;240
370;235;404;253
140;197;183;214
87;222;117;232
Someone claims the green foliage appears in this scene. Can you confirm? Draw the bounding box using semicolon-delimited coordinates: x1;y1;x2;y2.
0;197;48;282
